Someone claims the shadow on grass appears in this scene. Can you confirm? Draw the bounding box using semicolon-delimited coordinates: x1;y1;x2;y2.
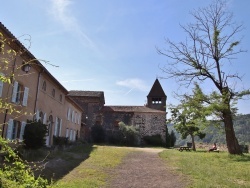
229;153;250;162
27;144;95;183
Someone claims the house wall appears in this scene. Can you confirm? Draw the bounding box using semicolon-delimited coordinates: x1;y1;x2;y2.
35;74;82;146
0;37;39;139
0;25;82;146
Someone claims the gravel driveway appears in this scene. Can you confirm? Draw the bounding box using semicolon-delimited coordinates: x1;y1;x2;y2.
107;148;188;188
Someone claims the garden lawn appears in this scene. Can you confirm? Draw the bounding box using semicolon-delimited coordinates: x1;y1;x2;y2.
51;145;132;188
160;149;250;188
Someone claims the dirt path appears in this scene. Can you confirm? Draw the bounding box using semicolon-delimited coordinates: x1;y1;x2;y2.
107;148;188;188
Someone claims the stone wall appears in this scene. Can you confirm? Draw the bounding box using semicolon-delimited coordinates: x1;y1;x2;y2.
101;111;166;144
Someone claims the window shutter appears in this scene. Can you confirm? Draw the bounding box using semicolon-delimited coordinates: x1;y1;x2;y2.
0;80;3;97
11;81;18;103
7;119;14;140
78;115;81;125
67;108;71;120
66;128;69;138
0;73;4;97
54;117;58;136
70;129;73;141
59;119;62;136
72;110;74;122
43;113;47;124
19;121;26;140
36;109;40;121
22;87;29;106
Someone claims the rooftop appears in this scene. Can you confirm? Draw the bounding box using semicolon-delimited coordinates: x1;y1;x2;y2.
101;106;166;114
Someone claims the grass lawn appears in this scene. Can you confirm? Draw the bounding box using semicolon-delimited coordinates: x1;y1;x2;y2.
51;145;132;188
159;149;250;188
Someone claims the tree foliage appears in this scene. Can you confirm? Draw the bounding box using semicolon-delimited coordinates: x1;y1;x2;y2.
157;0;249;154
169;84;207;151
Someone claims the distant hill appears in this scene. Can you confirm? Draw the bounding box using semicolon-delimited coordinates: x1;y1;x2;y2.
168;114;250;146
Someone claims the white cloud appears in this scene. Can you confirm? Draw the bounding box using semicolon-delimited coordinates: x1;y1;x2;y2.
48;0;95;48
116;79;148;93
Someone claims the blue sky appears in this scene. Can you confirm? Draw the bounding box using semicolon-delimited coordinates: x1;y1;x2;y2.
1;0;250;115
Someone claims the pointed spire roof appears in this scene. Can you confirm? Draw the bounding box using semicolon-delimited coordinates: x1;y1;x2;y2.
147;79;166;97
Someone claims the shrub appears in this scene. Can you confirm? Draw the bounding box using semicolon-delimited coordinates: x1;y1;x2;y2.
53;136;69;146
0;137;50;187
118;122;140;146
143;134;163;147
91;125;105;143
23;120;48;150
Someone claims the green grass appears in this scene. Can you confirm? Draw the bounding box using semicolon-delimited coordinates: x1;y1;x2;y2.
51;145;132;188
159;149;250;188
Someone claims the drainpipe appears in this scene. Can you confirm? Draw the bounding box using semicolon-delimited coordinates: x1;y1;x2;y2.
34;69;43;120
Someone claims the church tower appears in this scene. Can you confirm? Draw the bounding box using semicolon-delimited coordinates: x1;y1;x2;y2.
146;79;167;111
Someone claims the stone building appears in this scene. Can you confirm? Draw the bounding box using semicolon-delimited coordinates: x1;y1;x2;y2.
68;91;105;142
69;79;167;144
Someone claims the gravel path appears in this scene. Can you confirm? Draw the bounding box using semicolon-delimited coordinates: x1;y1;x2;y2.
107;148;188;188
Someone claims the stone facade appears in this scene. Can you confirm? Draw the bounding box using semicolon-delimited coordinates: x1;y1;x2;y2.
69;79;167;144
68;91;105;142
100;106;166;144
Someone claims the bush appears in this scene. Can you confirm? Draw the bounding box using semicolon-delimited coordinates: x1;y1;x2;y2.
91;125;105;143
53;136;69;146
23;120;48;150
143;134;164;147
0;137;50;187
118;122;140;146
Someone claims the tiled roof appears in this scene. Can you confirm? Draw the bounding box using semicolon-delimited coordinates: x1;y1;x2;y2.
101;106;166;114
68;90;104;97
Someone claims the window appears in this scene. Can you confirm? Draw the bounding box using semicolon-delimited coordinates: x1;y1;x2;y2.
52;88;55;97
59;94;62;102
54;117;62;136
152;97;162;104
11;81;29;106
6;119;26;140
42;81;46;91
73;130;76;141
35;110;45;122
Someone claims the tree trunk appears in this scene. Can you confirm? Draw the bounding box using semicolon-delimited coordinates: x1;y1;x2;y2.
223;110;242;154
191;134;196;151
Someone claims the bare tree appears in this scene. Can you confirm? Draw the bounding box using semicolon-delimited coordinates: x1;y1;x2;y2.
157;0;249;154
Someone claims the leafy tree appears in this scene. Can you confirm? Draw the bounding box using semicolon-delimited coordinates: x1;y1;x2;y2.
169;130;176;147
157;0;249;154
165;125;171;147
169;84;207;151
